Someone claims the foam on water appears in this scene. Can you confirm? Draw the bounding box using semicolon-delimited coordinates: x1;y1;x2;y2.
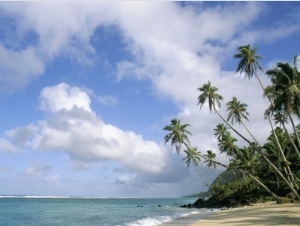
0;197;205;226
125;211;202;226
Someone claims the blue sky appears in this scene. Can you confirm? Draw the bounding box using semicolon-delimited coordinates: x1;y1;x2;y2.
0;2;300;198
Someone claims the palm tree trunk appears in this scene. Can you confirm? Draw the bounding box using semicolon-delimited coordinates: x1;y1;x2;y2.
213;103;300;198
281;121;300;159
253;70;300;194
288;114;300;148
182;142;213;195
241;121;260;144
267;115;298;189
213;106;252;144
239;169;281;203
257;147;300;199
195;167;213;196
254;70;300;159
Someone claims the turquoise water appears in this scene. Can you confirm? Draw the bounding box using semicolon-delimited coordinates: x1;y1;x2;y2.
0;197;206;226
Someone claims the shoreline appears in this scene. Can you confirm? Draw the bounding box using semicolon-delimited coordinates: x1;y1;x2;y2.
163;202;300;225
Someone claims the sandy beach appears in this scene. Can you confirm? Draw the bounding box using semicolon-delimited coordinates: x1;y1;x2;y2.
164;202;300;225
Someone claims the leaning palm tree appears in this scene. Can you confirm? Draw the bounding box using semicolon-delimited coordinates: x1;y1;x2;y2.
230;146;282;202
204;150;224;183
234;44;265;90
263;127;297;189
265;57;300;157
163;118;192;154
197;81;251;144
183;147;212;194
214;123;230;142
226;97;259;144
163;119;212;192
234;45;300;198
183;147;201;168
218;132;239;159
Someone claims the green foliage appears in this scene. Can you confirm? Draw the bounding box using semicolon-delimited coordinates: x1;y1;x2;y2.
163;44;300;203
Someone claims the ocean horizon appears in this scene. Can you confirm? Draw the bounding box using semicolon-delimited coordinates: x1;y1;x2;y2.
0;196;208;226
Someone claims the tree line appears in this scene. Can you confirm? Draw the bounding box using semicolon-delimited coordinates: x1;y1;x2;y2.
163;44;300;202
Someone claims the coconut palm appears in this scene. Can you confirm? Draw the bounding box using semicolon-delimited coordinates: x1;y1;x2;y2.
197;81;251;144
265;56;300;157
204;150;225;183
182;147;212;193
231;146;259;175
234;44;265;90
182;147;201;167
226;97;259;144
203;150;217;168
163;120;212;192
218;133;239;159
163;118;192;154
263;127;296;188
266;56;300;117
214;123;230;142
234;45;300;198
230;147;282;202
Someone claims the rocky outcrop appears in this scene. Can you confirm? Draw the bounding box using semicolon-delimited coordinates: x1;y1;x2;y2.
181;196;252;209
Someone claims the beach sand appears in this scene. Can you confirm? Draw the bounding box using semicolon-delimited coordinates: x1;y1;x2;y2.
164;202;300;225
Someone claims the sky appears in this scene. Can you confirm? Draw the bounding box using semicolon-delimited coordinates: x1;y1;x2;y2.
0;1;300;198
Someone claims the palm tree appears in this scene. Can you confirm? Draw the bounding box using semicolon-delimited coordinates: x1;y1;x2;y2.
163;119;212;192
163;118;192;154
226;97;259;144
218;133;239;159
234;44;265;90
182;147;212;194
182;147;201;167
230;145;284;202
234;45;300;198
263;127;297;188
265;57;300;157
214;123;230;142
204;150;225;183
197;81;251;144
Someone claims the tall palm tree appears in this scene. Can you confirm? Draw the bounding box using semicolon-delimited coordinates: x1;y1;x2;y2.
182;147;212;194
226;97;259;144
163;119;212;192
214;123;230;142
182;147;201;167
163;118;192;154
218;133;239;159
265;56;300;157
197;81;251;144
204;150;224;183
263;127;297;188
234;44;265;90
234;45;300;198
231;146;258;175
230;147;282;202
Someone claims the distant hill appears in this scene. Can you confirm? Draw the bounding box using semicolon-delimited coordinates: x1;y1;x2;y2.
184;169;243;198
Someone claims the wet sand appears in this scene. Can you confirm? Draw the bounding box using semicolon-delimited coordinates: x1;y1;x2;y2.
164;202;300;225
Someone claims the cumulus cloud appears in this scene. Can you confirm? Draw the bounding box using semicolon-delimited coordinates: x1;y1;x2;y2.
1;2;300;196
7;83;166;174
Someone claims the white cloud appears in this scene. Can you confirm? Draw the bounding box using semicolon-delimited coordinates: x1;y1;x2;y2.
0;45;44;93
39;83;93;113
1;2;300;197
0;138;22;153
12;83;167;174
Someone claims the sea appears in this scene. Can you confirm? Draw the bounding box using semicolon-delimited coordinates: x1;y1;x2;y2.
0;196;209;226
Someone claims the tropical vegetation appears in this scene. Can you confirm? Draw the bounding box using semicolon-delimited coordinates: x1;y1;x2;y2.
163;44;300;206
